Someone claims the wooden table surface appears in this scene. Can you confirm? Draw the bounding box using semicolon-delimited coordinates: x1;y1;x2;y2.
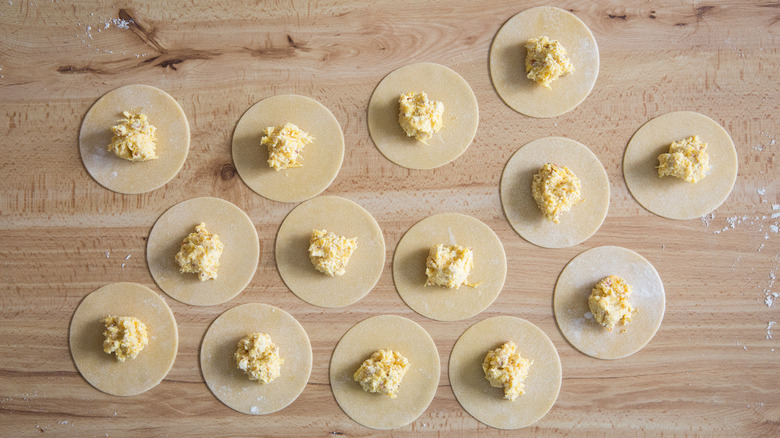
1;0;778;436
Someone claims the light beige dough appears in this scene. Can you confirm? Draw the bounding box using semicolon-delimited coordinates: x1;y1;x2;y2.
69;282;178;396
329;315;440;430
232;94;344;203
275;196;385;308
490;6;599;118
554;246;665;359
147;197;259;306
200;303;312;415
79;84;190;194
393;213;507;321
623;111;738;220
500;137;609;248
367;62;479;169
449;316;561;429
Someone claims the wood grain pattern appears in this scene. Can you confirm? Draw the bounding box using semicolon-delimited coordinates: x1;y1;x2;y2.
1;0;778;436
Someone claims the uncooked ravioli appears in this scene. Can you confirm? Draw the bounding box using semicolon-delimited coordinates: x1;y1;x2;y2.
232;94;345;203
449;316;561;429
553;246;665;359
623;111;738;220
79;84;190;194
500;137;609;248
275;196;385;308
367;62;479;169
146;197;259;306
200;303;312;415
69;282;178;396
393;213;507;321
329;315;440;430
490;6;599;118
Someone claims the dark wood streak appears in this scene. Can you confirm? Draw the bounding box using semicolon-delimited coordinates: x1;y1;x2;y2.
56;65;111;75
695;5;716;18
608;13;628;20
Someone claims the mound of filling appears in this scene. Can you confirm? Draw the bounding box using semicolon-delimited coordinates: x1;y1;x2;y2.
101;315;149;362
588;275;635;332
657;135;710;183
525;36;575;89
308;229;358;277
234;332;283;383
353;349;410;398
107;111;158;161
531;163;582;223
261;122;314;171
482;341;533;401
175;222;225;281
398;91;445;142
425;244;477;289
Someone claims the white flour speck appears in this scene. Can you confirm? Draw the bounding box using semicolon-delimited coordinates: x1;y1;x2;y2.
124;253;132;260
105;251;110;258
767;321;776;339
250;406;259;414
757;188;766;195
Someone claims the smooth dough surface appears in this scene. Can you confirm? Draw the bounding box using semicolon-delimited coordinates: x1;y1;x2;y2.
554;246;665;359
367;62;479;169
201;303;312;415
147;197;259;306
69;282;178;396
275;196;385;308
329;315;440;430
623;111;738;220
449;316;561;429
393;213;507;321
232;94;344;203
501;137;609;248
79;84;190;194
490;6;599;118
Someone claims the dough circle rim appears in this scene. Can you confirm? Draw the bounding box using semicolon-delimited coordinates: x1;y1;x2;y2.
79;84;190;194
553;245;666;359
392;212;507;321
147;197;259;306
500;136;610;249
329;314;440;430
275;196;385;308
69;282;178;396
623;111;738;220
232;94;345;203
367;62;479;170
489;6;600;118
449;316;562;429
200;303;312;415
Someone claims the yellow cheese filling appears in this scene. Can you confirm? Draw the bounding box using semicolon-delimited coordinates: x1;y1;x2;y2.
588;275;635;332
482;341;532;401
398;91;445;142
657;135;710;183
425;244;478;289
107;111;159;161
234;332;283;384
531;163;582;224
525;36;575;89
261;122;314;171
101;315;149;362
353;349;410;398
175;222;224;281
308;229;358;277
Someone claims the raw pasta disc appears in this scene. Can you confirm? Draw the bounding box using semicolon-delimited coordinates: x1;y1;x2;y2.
553;246;665;359
500;137;609;248
489;6;599;118
200;303;312;415
79;84;190;194
449;316;562;429
623;111;738;220
232;94;344;203
367;62;479;169
147;197;259;306
393;213;507;321
69;282;178;396
275;196;385;308
329;315;440;429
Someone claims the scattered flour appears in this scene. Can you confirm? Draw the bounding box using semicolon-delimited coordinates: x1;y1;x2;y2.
767;321;776;340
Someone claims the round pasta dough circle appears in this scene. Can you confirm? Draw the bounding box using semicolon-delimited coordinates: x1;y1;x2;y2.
623;111;738;220
329;315;440;430
201;303;312;415
490;6;599;118
393;213;507;321
232;94;345;203
554;246;665;359
79;84;190;194
275;196;385;308
147;197;259;306
367;62;479;169
449;316;562;429
500;137;609;248
69;282;178;396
